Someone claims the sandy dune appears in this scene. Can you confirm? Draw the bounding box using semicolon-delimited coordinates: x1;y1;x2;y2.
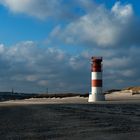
106;90;140;101
0;90;140;106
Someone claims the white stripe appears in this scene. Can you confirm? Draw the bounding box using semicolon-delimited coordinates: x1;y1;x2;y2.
92;72;102;80
91;87;102;94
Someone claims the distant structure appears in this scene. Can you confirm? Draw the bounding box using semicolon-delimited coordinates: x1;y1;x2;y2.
46;87;48;94
12;88;14;94
88;57;105;102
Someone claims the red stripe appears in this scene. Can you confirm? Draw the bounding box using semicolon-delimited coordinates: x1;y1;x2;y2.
91;67;101;72
91;63;102;72
93;63;101;67
92;80;102;87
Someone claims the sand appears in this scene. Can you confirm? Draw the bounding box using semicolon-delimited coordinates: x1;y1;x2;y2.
0;91;140;140
106;90;140;101
0;90;140;105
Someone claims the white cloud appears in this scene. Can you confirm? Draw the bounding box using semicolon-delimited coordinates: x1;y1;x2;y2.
61;12;120;47
0;40;140;92
0;0;31;12
0;0;83;20
26;75;39;82
0;0;62;19
0;1;140;92
0;41;90;93
38;80;48;86
111;2;133;23
50;2;136;48
104;57;131;68
0;44;5;54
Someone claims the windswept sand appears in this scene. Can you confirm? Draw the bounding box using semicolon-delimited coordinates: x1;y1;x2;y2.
0;91;140;140
0;91;140;105
106;90;140;101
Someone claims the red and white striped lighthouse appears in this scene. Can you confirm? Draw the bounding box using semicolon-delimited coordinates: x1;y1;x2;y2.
88;57;105;102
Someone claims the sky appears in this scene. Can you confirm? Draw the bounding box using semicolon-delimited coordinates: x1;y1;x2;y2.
0;0;140;93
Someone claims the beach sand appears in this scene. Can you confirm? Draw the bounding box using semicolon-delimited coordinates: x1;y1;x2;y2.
0;91;140;140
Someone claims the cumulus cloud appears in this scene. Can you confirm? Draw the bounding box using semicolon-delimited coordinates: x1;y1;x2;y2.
103;47;140;89
0;0;82;20
0;41;90;93
0;1;140;92
0;40;140;93
0;44;5;54
0;0;59;19
48;1;140;48
60;11;121;47
1;0;139;48
112;1;133;23
3;0;138;48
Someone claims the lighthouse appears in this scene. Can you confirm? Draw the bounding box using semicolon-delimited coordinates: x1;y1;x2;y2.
88;57;105;102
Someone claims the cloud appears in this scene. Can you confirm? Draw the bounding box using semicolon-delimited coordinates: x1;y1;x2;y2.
2;0;139;48
0;40;140;93
112;1;133;22
0;0;59;19
49;2;140;48
0;0;83;20
0;41;90;93
0;44;5;54
103;46;140;89
0;1;140;92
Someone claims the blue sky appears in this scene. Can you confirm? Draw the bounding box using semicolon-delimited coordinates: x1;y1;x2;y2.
1;0;139;45
0;6;55;45
0;0;140;93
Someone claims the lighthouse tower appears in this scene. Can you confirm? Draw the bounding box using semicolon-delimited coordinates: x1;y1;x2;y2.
88;57;105;102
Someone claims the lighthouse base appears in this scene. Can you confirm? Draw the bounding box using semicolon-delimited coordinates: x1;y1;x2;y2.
88;93;105;102
88;87;105;102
